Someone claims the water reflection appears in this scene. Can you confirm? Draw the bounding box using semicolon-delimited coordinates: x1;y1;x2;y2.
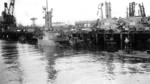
38;45;58;83
0;40;150;84
0;40;22;84
38;46;78;83
2;41;18;64
17;43;48;84
32;46;150;84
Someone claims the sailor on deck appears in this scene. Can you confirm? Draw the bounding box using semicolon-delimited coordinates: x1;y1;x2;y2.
124;37;130;51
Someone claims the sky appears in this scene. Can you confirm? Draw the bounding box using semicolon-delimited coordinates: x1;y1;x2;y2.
0;0;150;26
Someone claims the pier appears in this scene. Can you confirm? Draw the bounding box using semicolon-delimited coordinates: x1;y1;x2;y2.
0;27;37;43
58;29;150;52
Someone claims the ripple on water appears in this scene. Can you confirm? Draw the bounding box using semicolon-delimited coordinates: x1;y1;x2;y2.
0;40;150;84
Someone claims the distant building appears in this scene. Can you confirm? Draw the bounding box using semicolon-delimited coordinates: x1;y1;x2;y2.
52;22;67;27
102;18;118;29
52;22;73;31
75;20;96;28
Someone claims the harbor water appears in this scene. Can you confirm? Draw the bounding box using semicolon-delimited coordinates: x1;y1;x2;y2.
0;40;150;84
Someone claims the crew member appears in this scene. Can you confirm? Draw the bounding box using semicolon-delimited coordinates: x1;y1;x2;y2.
124;37;130;51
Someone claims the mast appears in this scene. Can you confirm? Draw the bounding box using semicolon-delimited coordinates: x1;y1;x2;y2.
46;0;48;12
44;0;48;30
8;0;15;15
44;0;53;30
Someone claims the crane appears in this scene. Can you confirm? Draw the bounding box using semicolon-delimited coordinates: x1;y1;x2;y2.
128;2;146;17
1;0;16;29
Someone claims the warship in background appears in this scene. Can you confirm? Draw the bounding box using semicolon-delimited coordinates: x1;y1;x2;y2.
37;0;62;46
37;6;57;46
